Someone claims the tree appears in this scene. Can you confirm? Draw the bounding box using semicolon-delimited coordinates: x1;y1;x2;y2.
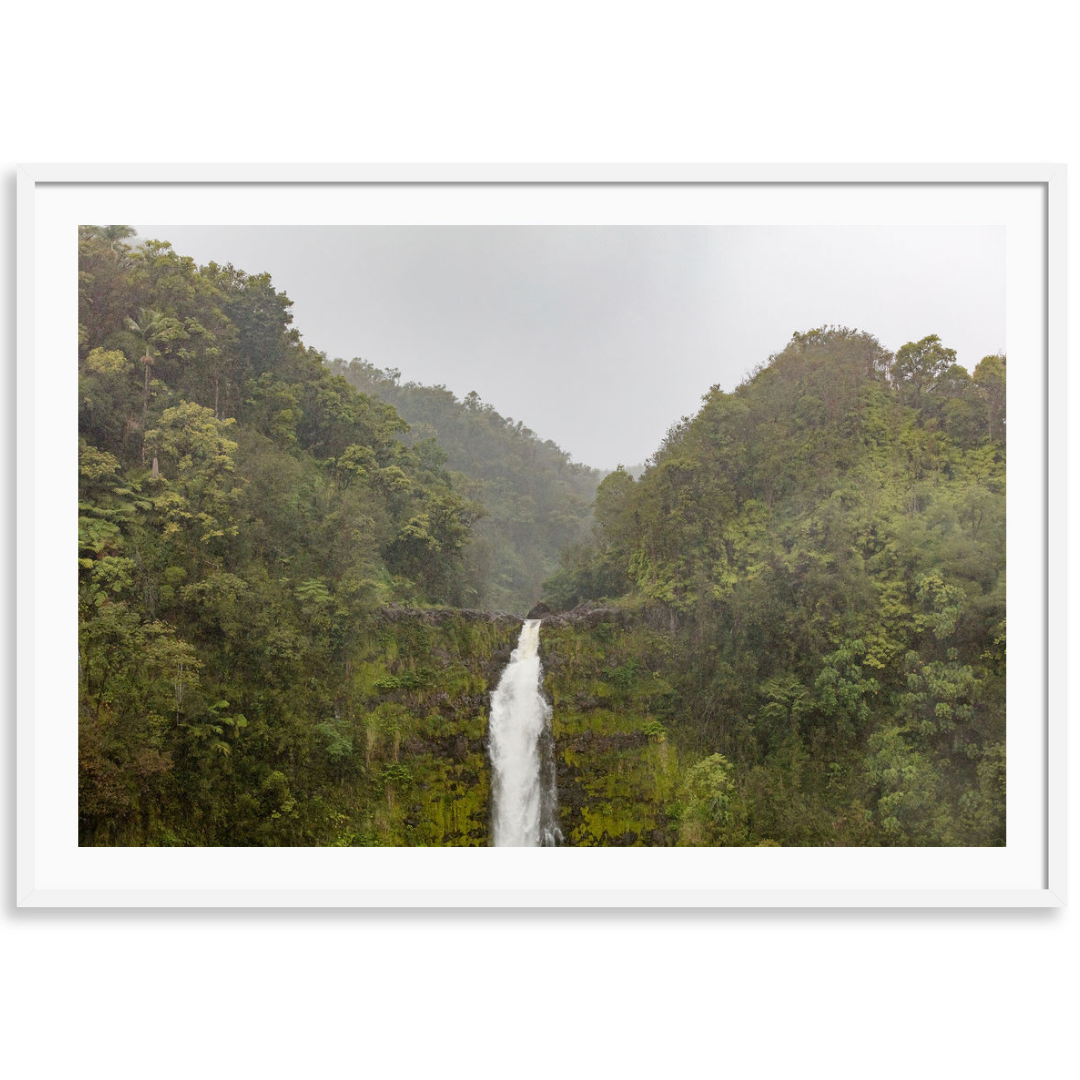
124;306;181;456
972;353;1006;442
678;753;745;845
84;224;137;253
893;335;956;408
863;727;951;845
930;363;982;445
79;227;137;356
144;401;244;547
79;347;141;455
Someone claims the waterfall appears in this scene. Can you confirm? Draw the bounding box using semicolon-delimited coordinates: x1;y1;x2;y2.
489;619;562;846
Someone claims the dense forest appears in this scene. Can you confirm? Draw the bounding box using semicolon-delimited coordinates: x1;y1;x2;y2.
79;227;492;843
78;228;1005;846
331;359;600;613
542;327;1006;845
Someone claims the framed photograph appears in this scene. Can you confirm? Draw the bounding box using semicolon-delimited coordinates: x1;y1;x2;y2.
17;165;1066;906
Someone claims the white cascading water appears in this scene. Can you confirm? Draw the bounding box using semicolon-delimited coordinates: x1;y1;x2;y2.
489;619;562;846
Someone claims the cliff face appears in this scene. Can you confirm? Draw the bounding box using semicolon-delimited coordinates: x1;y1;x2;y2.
538;611;681;846
82;595;681;847
342;608;522;846
363;605;679;847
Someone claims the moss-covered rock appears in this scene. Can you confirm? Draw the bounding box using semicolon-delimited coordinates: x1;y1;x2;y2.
538;613;681;845
340;605;687;846
332;607;521;845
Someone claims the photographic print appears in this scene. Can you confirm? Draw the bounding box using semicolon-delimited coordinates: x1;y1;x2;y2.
76;217;1009;849
20;167;1062;903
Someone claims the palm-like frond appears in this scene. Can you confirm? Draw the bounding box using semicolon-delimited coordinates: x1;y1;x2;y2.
125;308;181;354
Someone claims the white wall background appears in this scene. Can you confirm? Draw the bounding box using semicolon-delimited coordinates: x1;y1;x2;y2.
2;3;1074;1077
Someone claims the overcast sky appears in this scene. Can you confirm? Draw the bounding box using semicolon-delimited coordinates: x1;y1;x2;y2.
137;224;1005;470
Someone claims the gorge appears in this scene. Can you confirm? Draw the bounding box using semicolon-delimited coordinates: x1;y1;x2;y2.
77;228;1007;849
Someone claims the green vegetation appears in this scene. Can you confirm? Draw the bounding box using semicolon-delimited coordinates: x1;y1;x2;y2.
78;226;516;845
539;619;682;845
335;360;600;613
78;228;1005;847
542;327;1006;846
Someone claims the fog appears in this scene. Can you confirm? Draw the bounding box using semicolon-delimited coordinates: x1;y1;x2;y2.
136;224;1005;470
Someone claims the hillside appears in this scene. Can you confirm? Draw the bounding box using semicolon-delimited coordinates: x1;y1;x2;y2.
333;359;601;613
78;228;505;843
543;327;1007;844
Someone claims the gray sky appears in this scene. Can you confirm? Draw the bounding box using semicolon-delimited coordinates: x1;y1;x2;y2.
137;224;1005;470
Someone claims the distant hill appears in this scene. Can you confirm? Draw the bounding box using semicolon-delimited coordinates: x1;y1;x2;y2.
333;359;601;614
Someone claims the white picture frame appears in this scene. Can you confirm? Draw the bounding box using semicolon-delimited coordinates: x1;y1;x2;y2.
17;164;1067;907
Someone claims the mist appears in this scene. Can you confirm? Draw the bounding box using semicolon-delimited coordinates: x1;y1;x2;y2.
136;223;1005;470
